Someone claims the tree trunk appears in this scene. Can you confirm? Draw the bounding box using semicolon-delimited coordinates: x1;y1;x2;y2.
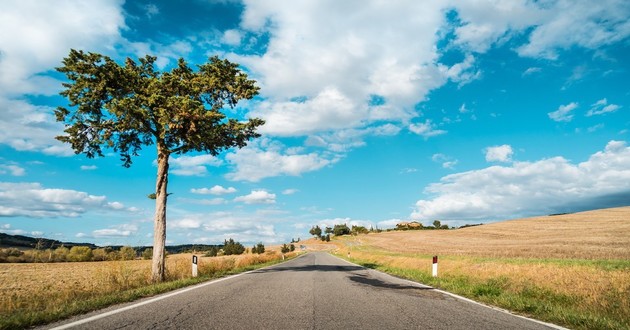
151;145;169;282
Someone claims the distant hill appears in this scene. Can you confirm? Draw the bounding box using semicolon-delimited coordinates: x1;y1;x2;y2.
0;233;219;254
323;206;630;260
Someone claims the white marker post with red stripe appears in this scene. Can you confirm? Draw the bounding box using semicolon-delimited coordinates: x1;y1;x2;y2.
432;255;438;277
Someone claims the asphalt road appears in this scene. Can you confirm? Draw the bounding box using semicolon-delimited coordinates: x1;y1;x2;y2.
41;252;562;330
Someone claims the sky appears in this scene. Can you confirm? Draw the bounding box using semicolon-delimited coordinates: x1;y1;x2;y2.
0;0;629;246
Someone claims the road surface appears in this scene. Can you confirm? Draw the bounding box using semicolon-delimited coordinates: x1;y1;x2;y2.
41;252;562;329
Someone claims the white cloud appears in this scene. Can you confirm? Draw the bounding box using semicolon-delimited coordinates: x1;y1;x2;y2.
234;190;276;204
282;189;299;195
0;163;26;176
222;29;242;45
191;185;237;195
523;67;542;76
80;165;98;171
226;140;334;182
169;154;222;176
0;182;127;218
91;224;138;238
409;120;447;138
586;98;621;117
411;140;630;221
432;154;458;169
484;145;513;162
548;102;579;122
516;1;630;59
235;1;480;139
0;0;125;97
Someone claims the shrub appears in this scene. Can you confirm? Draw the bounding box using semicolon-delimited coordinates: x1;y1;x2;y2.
281;244;290;253
333;224;350;236
142;248;153;260
251;242;265;254
119;246;136;260
68;246;93;262
204;246;219;257
223;238;245;255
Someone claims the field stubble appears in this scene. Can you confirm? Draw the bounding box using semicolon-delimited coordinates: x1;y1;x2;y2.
322;207;630;330
0;250;293;329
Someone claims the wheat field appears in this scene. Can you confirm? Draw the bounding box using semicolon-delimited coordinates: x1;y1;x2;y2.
314;207;630;330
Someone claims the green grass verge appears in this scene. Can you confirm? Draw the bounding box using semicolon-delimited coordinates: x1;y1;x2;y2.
345;256;629;330
1;256;296;330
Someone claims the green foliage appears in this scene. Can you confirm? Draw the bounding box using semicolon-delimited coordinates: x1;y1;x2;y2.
251;242;265;254
289;244;295;252
333;224;351;236
309;225;322;238
119;246;137;260
280;244;290;253
68;246;93;262
325;234;331;242
55;50;264;168
324;226;333;234
223;239;245;256
204;246;219;257
351;225;369;235
141;248;153;260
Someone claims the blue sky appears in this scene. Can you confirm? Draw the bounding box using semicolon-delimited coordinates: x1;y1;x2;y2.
1;0;629;246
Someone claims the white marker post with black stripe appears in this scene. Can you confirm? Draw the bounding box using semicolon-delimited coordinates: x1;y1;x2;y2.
192;255;198;278
432;255;438;277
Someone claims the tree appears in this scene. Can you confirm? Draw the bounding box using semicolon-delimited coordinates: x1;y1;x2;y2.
433;220;442;229
252;242;265;254
119;246;137;260
56;50;264;282
223;238;245;255
333;224;351;236
309;225;322;238
281;244;290;253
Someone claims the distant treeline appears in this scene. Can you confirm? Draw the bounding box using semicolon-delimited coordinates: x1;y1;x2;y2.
0;233;227;263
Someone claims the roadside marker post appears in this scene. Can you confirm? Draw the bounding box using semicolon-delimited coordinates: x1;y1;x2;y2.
432;256;438;277
192;255;198;278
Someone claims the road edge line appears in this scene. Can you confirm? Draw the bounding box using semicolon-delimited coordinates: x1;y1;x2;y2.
48;255;305;330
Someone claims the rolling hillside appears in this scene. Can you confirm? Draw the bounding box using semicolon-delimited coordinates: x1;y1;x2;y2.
343;206;630;259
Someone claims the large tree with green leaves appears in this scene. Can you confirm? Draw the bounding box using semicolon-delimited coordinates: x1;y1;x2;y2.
55;49;264;282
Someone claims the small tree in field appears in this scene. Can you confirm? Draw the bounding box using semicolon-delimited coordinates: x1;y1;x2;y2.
56;50;264;282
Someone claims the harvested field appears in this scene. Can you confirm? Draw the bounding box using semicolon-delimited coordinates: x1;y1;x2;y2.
355;206;630;259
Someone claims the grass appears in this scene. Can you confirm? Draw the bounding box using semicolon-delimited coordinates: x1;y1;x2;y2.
338;250;629;330
0;251;298;330
315;207;630;330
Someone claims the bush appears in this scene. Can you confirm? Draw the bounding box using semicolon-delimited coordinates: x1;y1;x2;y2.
119;246;136;260
251;242;265;254
68;246;93;262
281;244;290;253
141;248;153;260
223;238;245;255
204;246;219;257
333;224;350;236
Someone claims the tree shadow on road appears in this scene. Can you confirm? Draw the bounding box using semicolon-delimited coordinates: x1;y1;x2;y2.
348;273;431;291
253;264;365;273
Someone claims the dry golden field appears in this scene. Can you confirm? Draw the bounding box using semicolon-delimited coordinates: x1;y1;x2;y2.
0;250;293;329
353;206;630;259
308;207;630;330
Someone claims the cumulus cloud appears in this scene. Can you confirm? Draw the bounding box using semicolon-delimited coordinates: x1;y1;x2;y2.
80;165;98;171
93;224;138;238
234;190;276;204
0;163;26;176
411;140;630;221
548;102;579;122
169;154;222;176
191;185;237;195
586;98;621;117
0;182;128;218
484;145;513;162
0;1;124;154
225;140;334;182
168;211;280;244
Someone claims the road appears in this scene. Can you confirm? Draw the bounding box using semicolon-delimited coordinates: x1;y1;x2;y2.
42;252;562;330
